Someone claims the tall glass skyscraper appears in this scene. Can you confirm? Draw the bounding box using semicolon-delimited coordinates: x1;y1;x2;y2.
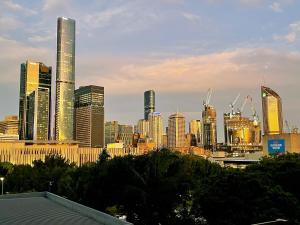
261;86;283;135
55;17;76;141
74;85;104;148
144;90;155;120
18;61;52;140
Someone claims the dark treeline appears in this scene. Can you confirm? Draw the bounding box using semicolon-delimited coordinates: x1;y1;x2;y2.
0;149;300;225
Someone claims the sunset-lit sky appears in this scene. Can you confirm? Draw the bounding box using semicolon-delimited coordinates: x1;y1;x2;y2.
0;0;299;140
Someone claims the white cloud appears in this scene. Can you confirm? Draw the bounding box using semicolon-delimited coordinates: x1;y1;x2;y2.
28;34;56;43
182;12;201;23
0;0;37;16
273;21;300;43
42;0;71;13
269;2;283;12
84;7;129;29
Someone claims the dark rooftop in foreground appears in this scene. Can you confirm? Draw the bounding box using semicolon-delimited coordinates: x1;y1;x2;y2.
0;192;131;225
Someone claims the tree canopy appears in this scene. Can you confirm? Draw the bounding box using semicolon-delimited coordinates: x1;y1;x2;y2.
1;151;299;225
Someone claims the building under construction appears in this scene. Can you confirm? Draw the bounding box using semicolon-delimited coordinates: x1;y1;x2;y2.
202;89;217;151
223;95;262;152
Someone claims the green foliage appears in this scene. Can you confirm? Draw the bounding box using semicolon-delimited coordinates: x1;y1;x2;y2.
1;151;300;224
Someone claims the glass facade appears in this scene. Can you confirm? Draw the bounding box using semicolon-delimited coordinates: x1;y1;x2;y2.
18;61;52;140
55;17;76;141
144;90;155;120
202;106;217;151
74;86;104;147
168;112;186;148
105;121;119;145
261;86;283;135
148;112;163;148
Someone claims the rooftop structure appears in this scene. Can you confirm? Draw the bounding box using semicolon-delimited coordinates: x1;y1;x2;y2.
0;192;131;225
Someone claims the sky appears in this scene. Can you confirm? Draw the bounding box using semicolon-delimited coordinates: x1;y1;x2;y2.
0;0;299;141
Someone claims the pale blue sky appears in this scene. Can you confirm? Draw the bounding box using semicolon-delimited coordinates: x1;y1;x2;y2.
0;0;299;140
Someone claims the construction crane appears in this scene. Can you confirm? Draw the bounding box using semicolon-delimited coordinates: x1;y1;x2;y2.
285;120;291;133
237;95;249;114
229;93;240;116
247;96;259;126
203;88;212;107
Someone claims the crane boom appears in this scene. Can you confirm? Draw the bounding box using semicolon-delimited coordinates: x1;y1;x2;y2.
239;96;248;113
205;88;212;106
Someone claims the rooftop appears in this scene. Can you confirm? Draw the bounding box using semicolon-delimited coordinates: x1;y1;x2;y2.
0;192;131;225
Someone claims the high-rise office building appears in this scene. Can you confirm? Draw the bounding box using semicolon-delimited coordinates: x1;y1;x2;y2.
168;112;186;148
55;17;76;141
202;105;217;151
105;121;119;145
0;115;19;135
118;124;134;147
144;90;155;120
74;85;104;148
189;120;202;146
261;86;283;135
148;112;163;148
19;61;52;140
137;119;150;137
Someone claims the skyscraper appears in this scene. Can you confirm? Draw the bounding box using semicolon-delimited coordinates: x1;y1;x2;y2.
144;90;155;120
19;61;52;140
74;85;104;147
55;17;76;141
148;112;163;148
118;124;134;147
168;112;186;149
105;121;119;145
189;119;202;146
202;105;217;151
137;119;149;137
261;86;283;135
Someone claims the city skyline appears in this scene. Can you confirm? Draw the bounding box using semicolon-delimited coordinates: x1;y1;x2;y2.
0;0;299;141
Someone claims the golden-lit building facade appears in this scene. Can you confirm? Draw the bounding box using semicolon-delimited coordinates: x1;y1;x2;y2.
105;121;119;145
18;61;52;141
261;86;283;135
189;119;202;146
0;115;19;135
148;112;163;148
55;17;76;141
137;119;149;138
202;106;217;151
168;112;186;149
224;112;261;147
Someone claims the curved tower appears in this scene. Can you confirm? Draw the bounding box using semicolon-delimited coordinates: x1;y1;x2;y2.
261;86;283;135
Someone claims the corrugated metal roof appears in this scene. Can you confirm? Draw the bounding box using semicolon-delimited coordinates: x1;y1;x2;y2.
0;192;131;225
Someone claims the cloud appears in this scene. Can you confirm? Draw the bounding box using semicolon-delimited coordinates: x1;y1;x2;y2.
84;7;129;29
182;12;201;23
273;21;300;43
0;16;22;31
0;0;37;16
0;36;53;83
28;34;56;43
269;2;283;12
42;0;71;13
76;48;300;95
